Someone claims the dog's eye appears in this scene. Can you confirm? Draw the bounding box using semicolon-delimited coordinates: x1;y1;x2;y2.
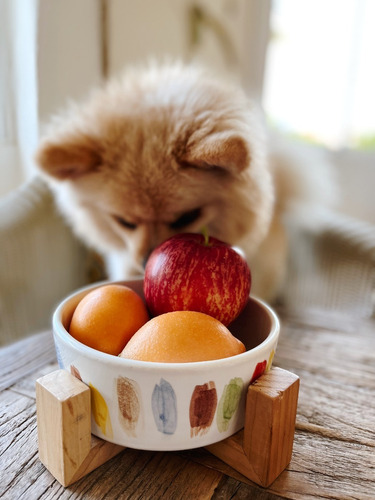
170;208;202;230
114;216;137;230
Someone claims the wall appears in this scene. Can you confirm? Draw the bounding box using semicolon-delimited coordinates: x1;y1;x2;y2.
107;0;270;100
38;0;103;121
37;0;270;120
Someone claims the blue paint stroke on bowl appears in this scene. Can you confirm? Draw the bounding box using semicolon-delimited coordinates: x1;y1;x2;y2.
54;342;64;368
151;378;177;435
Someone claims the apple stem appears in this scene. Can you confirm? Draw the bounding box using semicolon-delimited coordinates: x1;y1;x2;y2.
201;226;210;246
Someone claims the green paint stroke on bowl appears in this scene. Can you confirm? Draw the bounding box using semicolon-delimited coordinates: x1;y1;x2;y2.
216;377;243;433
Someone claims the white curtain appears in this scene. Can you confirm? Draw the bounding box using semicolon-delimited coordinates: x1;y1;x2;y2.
0;0;39;197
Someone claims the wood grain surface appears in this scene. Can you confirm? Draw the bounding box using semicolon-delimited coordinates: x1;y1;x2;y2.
1;308;374;499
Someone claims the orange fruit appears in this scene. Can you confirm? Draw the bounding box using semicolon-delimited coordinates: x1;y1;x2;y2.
69;284;149;355
119;311;246;363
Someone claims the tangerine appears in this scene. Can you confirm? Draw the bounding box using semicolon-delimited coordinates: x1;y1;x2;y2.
119;310;246;363
69;284;149;355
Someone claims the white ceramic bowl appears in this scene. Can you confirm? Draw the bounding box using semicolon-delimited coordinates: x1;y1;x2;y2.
53;279;279;451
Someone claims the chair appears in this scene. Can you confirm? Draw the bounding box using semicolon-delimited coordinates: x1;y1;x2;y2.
0;177;103;345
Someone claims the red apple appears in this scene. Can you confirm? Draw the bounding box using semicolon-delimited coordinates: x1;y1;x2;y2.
143;233;251;326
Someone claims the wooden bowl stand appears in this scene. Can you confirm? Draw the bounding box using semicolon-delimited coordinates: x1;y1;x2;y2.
36;367;299;488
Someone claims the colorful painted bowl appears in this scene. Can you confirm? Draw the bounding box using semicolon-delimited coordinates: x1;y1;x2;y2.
53;279;279;451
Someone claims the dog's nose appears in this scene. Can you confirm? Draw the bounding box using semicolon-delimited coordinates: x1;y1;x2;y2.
142;250;153;269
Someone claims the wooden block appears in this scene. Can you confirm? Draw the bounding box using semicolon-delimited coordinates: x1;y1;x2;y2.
205;367;299;487
36;370;124;486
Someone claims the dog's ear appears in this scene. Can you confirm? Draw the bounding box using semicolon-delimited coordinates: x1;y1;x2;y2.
35;135;102;180
180;132;250;174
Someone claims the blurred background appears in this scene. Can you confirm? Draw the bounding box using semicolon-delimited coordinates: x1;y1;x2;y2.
2;0;374;221
1;0;374;343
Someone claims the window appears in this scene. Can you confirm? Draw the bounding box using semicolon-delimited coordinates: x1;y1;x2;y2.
0;0;39;197
263;0;375;150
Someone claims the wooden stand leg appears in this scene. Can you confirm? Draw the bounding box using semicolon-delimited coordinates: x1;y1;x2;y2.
36;367;299;488
205;367;300;487
36;370;125;487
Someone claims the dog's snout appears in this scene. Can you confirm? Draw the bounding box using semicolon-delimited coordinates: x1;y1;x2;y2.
142;250;153;268
137;223;171;269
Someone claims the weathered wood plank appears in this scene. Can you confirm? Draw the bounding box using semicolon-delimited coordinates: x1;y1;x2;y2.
183;432;375;500
294;376;375;446
270;433;375;500
0;330;56;391
271;313;375;499
274;314;375;389
1;312;375;499
10;362;59;399
0;390;50;499
211;476;285;500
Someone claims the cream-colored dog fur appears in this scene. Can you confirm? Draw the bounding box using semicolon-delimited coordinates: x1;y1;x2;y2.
36;62;335;301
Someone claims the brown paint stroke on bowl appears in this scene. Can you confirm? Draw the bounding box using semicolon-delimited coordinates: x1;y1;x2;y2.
70;364;82;381
189;381;217;438
117;376;141;437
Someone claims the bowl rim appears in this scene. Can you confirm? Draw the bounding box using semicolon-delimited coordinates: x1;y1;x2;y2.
53;279;280;372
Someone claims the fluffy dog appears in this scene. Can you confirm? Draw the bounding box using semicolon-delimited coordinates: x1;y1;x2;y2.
35;62;335;301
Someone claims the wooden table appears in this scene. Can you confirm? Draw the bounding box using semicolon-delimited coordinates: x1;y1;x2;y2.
1;307;374;499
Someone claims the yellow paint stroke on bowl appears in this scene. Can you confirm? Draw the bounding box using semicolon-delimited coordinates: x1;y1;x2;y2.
116;376;141;437
266;349;275;372
89;383;113;439
216;377;243;433
189;381;217;438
